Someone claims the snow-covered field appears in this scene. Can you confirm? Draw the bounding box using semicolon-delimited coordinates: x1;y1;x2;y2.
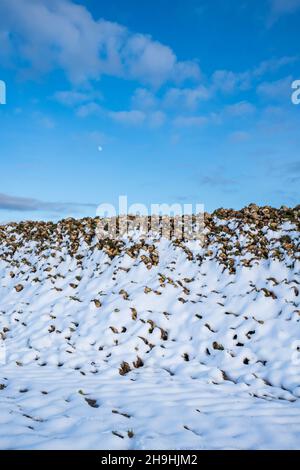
0;205;300;449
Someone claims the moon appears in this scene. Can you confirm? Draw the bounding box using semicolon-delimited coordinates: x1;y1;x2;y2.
98;145;103;152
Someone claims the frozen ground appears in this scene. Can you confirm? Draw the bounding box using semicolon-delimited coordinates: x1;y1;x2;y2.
2;367;300;450
0;206;299;449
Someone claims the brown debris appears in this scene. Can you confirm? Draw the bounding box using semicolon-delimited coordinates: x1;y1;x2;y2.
119;361;131;376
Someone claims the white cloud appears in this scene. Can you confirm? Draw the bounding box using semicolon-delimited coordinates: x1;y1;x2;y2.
0;0;108;82
212;57;297;95
163;85;211;110
54;90;100;106
0;0;200;87
172;61;201;83
173;115;207;128
170;100;255;130
123;34;176;87
268;0;300;24
108;107;165;128
253;56;298;77
109;110;146;126
257;76;293;101
212;70;247;94
76;102;102;118
131;88;157;110
224;101;256;117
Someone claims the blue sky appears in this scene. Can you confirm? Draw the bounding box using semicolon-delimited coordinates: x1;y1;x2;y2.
0;0;300;221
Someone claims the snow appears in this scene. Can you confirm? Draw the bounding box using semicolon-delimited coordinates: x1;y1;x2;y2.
0;212;299;449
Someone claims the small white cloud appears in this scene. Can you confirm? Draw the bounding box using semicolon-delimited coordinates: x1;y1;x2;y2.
268;0;300;25
173;115;207;128
172;60;201;83
225;101;256;117
212;70;240;94
54;90;101;106
253;56;298;77
257;76;293;101
164;85;211;110
131;88;157;110
124;34;176;87
109;109;146;125
76;102;102;118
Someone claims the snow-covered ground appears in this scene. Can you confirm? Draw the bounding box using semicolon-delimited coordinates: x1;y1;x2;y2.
0;206;299;449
